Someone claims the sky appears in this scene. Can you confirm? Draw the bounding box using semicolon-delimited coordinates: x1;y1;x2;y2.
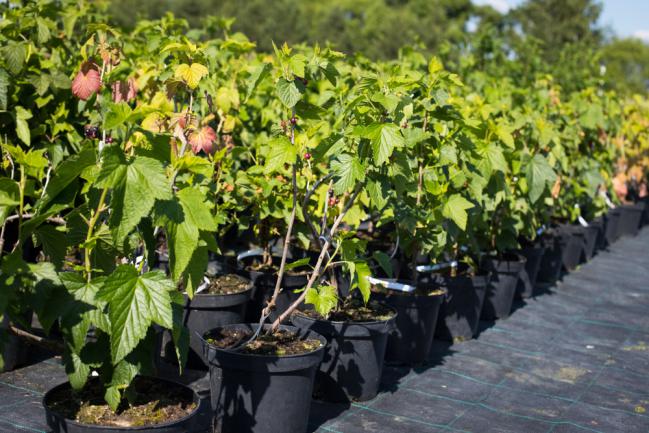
473;0;649;42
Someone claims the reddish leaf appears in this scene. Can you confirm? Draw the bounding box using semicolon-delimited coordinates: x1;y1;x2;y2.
71;61;101;100
189;126;216;155
112;77;137;103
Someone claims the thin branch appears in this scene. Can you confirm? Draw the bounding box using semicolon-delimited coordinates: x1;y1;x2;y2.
4;214;66;225
302;173;333;248
261;107;298;321
270;185;363;331
8;325;64;353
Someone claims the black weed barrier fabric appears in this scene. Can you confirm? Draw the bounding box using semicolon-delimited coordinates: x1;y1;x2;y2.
3;230;649;433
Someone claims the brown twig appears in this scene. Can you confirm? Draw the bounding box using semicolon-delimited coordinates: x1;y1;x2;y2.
270;185;363;331
261;108;298;321
8;325;64;353
3;214;66;225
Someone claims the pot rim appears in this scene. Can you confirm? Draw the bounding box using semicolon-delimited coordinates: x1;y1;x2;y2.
202;323;327;360
42;376;201;431
292;302;398;326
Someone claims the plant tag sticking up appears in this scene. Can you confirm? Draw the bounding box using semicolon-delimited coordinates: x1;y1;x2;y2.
415;260;458;273
599;190;615;209
236;248;265;262
195;276;210;294
366;276;416;293
537;225;547;236
578;216;589;227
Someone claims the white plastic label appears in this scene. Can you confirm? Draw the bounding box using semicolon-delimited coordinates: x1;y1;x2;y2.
236;248;265;262
195;276;211;294
366;276;416;293
415;261;458;273
578;215;589;227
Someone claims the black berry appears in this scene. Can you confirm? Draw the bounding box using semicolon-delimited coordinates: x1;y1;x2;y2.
290;117;297;125
84;125;99;139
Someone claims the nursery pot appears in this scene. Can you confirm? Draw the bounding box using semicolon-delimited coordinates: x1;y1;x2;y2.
372;284;446;365
515;245;546;299
43;377;201;433
579;224;601;260
537;231;564;284
480;253;526;321
291;306;397;402
237;255;308;323
203;324;325;433
617;203;645;237
1;314;30;372
604;209;622;245
558;225;585;271
432;267;489;342
181;278;253;369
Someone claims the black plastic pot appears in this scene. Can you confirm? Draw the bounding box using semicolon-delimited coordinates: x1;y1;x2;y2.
604;209;622;245
617;203;645;237
291;306;397;402
480;253;526;321
237;256;308;323
579;224;600;260
1;314;30;372
558;226;585;271
433;269;489;342
642;197;649;227
516;245;546;299
537;232;564;284
591;217;607;251
203;323;325;433
43;377;201;433
181;278;253;369
372;285;446;365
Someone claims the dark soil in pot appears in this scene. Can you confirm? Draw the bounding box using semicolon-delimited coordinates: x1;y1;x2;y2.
202;324;325;433
43;376;200;433
430;264;488;342
480;253;526;321
371;283;446;365
515;245;546;299
617;203;645;237
291;300;397;403
605;209;622;245
179;274;253;369
237;255;309;323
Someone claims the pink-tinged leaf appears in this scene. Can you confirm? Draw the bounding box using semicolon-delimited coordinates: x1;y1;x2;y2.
111;77;137;103
71;61;101;100
189;126;216;155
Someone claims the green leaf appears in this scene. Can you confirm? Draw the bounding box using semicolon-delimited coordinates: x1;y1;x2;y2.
285;257;310;271
366;178;389;210
495;122;515;148
35;225;67;268
362;123;404;165
245;63;271;100
276;78;303;108
104;386;121;411
442;194;474;230
38;147;96;212
97;266;175;364
108;156;171;243
174;63;208;89
65;350;90;391
265;136;296;172
331;154;365;194
104;102;133;130
177;187;217;232
15;106;32;146
0;68;8;111
305;285;338;317
354;261;372;303
372;251;393;277
483;143;508;173
2;42;26;75
525;154;556;203
36;18;51;44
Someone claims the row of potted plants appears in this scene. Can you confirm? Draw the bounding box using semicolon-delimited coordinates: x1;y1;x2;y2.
1;1;649;432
